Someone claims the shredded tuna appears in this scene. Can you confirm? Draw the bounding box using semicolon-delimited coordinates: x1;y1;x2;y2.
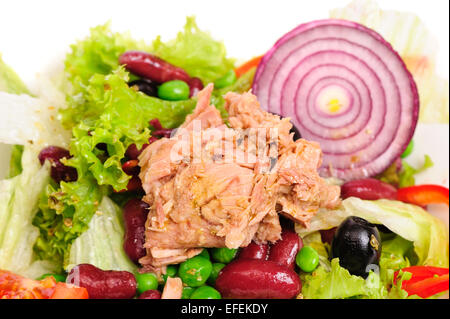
138;84;340;271
161;277;183;299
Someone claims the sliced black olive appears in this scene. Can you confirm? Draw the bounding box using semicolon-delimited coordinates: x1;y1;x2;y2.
128;79;158;97
331;216;381;278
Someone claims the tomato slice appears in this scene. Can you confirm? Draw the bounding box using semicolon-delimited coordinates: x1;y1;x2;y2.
50;282;89;299
0;270;56;299
1;269;88;299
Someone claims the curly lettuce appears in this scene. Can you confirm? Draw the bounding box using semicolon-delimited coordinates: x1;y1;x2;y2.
151;16;235;84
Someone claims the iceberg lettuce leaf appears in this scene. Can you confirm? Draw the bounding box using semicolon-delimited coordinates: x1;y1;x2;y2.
0;146;58;277
66;196;137;273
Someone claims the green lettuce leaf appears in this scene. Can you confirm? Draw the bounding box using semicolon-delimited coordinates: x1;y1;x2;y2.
152;16;235;84
66;196;137;273
0;146;58;277
0;54;30;95
399;155;434;188
301;258;386;299
7;145;24;178
296;198;449;268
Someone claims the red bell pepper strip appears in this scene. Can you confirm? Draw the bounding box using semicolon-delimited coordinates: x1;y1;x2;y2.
234;55;263;78
405;274;449;298
394;266;449;298
397;184;449;206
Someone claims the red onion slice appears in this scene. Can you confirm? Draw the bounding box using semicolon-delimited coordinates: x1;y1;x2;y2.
253;20;419;181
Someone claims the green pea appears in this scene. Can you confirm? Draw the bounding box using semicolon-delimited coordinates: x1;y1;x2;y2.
136;273;159;294
401;140;414;158
296;246;319;273
214;70;237;89
210;247;237;263
181;286;195;299
190;286;221;299
207;263;225;286
36;273;67;282
157;80;190;101
162;265;178;283
178;256;212;287
198;249;210;260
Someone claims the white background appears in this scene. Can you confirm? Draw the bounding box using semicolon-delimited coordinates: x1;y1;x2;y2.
0;0;449;86
0;0;449;224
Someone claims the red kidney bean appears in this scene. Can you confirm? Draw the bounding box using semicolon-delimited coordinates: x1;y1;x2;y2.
122;160;140;176
138;289;161;299
187;77;204;97
67;264;136;299
123;199;149;263
320;227;337;245
238;242;269;260
125;143;149;160
119;51;191;84
267;229;302;270
116;175;143;193
215;259;301;299
38;146;78;183
341;178;398;200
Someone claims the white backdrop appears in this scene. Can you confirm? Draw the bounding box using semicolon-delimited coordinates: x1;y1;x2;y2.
0;0;449;86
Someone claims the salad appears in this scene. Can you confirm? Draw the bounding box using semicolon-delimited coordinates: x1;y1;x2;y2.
0;0;449;300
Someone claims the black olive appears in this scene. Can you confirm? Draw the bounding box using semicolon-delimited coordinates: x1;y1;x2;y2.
128;79;158;97
270;113;302;140
331;216;382;278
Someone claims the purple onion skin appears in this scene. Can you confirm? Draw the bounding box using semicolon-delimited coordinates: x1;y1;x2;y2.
38;146;77;183
341;178;398;200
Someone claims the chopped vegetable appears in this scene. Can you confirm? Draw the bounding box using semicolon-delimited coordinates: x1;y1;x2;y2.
301;258;385;299
398;155;434;188
210;247;238;264
190;286;222;299
0;269;88;299
401;140;414;158
397;185;449;207
157;80;190;101
234;55;263;78
253;19;419;181
178;256;212;287
214;70;236;89
50;282;89;299
296;246;319;273
394;266;449;298
136;273;159;294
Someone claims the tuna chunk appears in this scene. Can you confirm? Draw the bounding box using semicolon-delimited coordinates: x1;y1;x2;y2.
138;84;340;271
